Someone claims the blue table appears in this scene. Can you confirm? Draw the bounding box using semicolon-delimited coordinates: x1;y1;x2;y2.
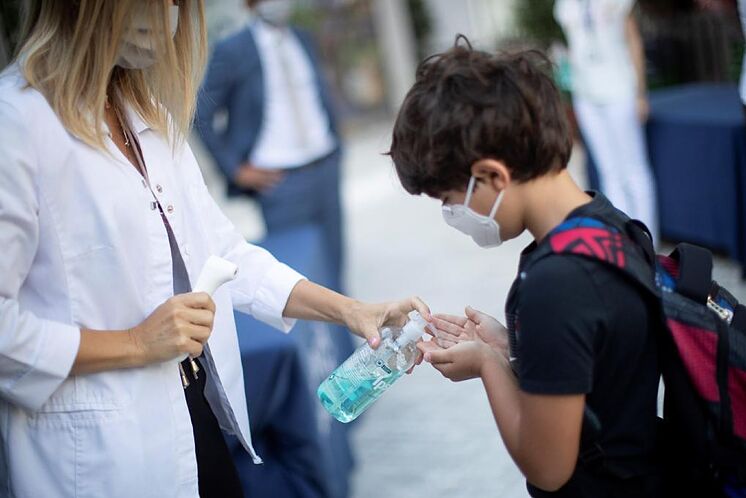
647;84;746;275
230;317;327;497
228;225;355;498
583;84;746;275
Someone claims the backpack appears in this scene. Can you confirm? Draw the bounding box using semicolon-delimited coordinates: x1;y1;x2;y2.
533;216;746;497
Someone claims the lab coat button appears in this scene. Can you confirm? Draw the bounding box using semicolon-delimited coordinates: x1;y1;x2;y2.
167;204;174;214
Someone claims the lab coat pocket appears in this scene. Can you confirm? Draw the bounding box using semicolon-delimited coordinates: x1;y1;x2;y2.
25;381;144;498
72;407;148;498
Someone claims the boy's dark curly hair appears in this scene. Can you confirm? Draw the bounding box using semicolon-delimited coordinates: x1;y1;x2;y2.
388;35;572;197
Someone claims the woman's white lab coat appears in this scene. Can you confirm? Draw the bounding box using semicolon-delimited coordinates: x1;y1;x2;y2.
0;66;305;497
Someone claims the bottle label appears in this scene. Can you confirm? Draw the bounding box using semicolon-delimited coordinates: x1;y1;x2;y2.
375;359;392;375
335;343;396;388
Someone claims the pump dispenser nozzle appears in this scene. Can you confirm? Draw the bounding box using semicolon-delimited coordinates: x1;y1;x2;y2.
395;311;427;346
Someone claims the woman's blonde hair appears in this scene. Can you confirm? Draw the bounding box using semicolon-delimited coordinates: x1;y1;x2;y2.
16;0;207;149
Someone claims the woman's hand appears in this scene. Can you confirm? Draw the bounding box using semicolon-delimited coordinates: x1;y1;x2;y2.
342;297;431;348
430;306;509;359
282;281;432;372
343;297;431;373
130;292;216;365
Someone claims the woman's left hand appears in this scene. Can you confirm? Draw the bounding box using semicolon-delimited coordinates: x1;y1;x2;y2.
343;297;432;372
283;281;431;371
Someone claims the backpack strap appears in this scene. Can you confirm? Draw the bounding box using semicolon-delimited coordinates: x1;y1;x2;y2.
715;318;733;441
669;244;713;305
733;304;746;333
540;216;658;296
625;219;655;267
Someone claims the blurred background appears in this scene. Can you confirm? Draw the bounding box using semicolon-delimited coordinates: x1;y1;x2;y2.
1;1;745;497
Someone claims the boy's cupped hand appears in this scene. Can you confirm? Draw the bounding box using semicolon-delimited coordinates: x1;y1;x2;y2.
418;340;496;382
429;306;509;358
418;306;510;382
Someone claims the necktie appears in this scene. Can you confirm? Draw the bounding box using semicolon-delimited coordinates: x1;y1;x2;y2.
274;29;310;148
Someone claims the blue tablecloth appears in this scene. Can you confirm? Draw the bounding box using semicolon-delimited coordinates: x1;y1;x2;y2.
584;84;746;274
227;225;355;498
647;84;746;274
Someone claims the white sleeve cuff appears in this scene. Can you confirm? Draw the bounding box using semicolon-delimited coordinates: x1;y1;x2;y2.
7;320;80;412
250;263;306;333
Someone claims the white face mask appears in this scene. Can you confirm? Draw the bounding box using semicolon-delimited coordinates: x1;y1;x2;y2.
116;5;179;70
255;0;294;26
442;176;506;248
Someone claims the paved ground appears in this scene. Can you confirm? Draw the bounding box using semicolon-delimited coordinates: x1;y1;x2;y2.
192;121;746;498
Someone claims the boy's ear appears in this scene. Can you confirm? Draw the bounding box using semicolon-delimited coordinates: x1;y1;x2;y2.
470;159;511;191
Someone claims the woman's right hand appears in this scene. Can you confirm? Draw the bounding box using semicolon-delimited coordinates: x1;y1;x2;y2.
130;292;216;364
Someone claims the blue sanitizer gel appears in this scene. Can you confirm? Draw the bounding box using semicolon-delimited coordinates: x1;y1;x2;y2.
317;311;427;423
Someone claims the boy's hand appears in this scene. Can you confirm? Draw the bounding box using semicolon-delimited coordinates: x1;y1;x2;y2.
431;306;509;359
418;339;498;382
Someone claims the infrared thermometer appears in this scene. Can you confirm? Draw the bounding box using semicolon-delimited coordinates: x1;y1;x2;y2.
179;256;238;364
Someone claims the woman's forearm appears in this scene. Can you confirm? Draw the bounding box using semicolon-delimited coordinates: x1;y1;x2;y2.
71;328;144;375
282;279;357;324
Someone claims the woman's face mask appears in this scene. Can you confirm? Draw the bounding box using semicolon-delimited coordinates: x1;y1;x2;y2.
116;5;179;70
442;176;506;248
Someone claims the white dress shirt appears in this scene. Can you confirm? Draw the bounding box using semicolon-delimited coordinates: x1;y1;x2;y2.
0;65;305;498
249;19;336;169
555;0;637;104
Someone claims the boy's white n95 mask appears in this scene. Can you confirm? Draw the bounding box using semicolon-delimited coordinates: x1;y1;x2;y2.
442;176;506;248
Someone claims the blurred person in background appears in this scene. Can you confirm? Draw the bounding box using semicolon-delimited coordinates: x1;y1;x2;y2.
555;0;659;243
195;0;345;293
0;0;429;496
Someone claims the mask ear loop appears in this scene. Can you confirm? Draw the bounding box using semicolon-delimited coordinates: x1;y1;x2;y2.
488;188;506;219
464;176;477;207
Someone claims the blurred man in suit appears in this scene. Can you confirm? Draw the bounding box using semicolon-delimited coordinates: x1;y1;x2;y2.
196;0;344;292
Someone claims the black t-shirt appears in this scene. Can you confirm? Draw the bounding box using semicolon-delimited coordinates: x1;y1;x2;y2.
505;193;660;498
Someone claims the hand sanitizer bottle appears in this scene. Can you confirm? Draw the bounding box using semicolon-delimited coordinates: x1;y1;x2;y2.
317;311;427;423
